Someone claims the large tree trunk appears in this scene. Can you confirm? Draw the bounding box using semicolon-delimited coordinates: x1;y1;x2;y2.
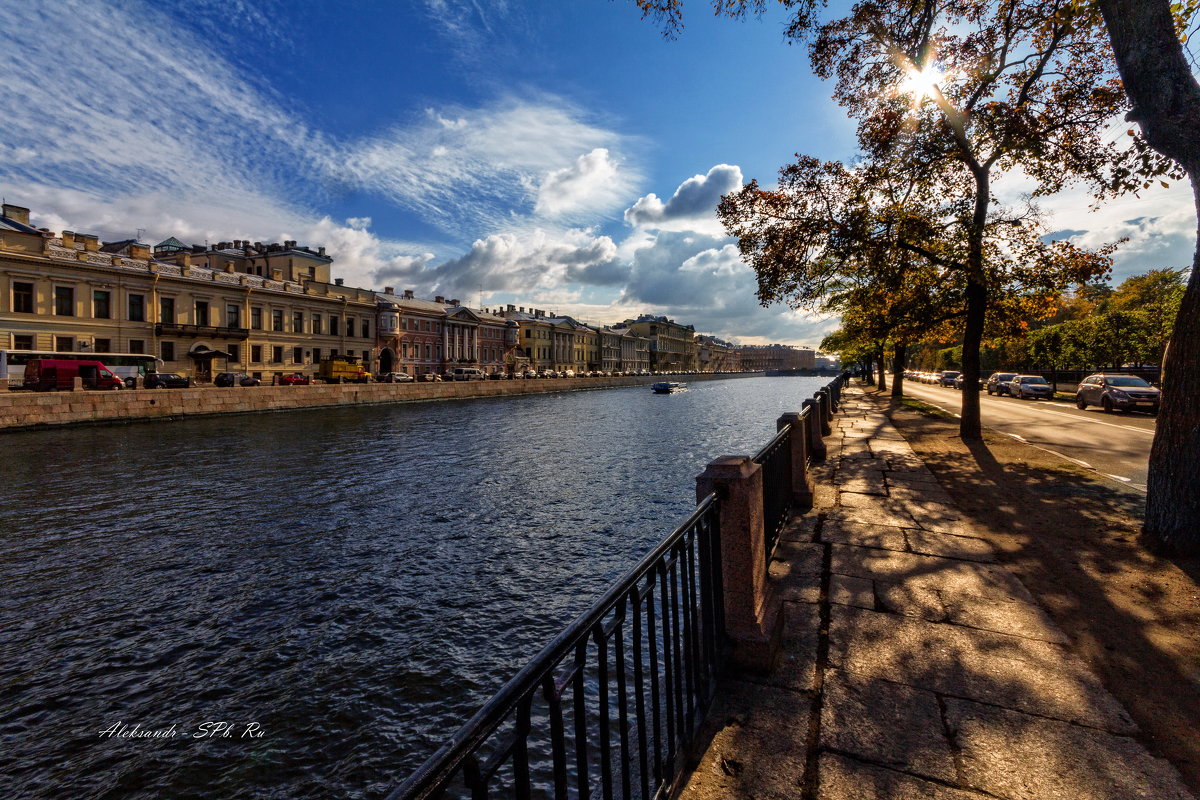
1099;0;1200;554
876;349;888;392
958;166;990;440
892;342;906;398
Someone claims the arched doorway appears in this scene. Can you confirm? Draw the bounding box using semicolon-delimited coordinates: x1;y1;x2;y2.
378;347;395;374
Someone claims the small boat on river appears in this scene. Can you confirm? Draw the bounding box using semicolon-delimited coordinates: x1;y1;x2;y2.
652;381;686;393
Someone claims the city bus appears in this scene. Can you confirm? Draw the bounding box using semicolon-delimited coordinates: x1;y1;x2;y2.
0;350;160;387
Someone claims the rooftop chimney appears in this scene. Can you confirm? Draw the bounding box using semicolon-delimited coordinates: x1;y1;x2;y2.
435;295;445;304
2;204;30;225
450;298;459;306
384;286;394;295
404;289;414;299
318;246;326;256
335;278;344;286
507;304;516;312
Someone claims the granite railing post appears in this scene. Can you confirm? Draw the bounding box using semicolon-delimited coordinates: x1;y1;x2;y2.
803;397;827;462
777;412;814;508
696;455;783;671
816;390;833;436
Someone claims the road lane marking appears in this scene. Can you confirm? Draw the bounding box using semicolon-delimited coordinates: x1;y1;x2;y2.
902;391;1145;492
911;389;1155;435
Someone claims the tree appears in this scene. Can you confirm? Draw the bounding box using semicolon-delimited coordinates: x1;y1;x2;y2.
652;0;1154;440
640;0;1200;549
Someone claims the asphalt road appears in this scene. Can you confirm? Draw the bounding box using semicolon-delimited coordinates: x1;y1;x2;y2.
900;380;1156;492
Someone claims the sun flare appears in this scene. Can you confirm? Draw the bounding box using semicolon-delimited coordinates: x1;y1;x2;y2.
899;66;945;100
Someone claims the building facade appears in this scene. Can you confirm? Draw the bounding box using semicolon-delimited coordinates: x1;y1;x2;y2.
376;289;519;376
614;315;698;372
0;204;377;382
736;344;816;372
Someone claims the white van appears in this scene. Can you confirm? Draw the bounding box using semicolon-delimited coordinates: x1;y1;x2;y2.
450;367;485;381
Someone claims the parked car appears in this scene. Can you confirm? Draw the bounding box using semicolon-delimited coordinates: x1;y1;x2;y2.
418;372;441;382
215;372;260;387
378;372;413;383
278;372;312;385
448;367;486;381
144;372;191;389
985;372;1017;395
939;370;961;387
1075;373;1160;414
1009;375;1053;400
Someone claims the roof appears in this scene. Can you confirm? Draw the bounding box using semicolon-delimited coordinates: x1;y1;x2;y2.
0;213;41;235
155;236;188;250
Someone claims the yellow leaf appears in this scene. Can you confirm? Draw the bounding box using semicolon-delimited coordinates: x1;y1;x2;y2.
1161;181;1171;188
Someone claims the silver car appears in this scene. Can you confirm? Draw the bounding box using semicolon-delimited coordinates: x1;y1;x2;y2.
1010;375;1053;400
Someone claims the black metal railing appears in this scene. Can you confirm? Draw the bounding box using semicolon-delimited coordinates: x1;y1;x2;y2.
389;495;724;800
752;422;794;558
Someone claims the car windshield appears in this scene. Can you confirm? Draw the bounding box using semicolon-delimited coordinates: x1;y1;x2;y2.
1021;376;1048;384
943;372;960;378
994;374;1015;380
1106;376;1152;387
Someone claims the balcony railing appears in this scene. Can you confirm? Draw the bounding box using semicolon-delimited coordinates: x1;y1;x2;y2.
154;323;250;340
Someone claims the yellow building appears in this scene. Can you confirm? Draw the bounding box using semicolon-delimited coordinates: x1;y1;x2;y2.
0;204;377;382
615;315;698;372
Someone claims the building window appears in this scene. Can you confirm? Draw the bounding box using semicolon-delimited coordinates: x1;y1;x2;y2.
272;310;283;332
160;297;175;323
226;304;241;328
55;336;74;351
293;312;304;333
312;347;321;362
345;317;355;337
14;334;34;350
362;319;370;338
161;341;175;361
272;346;283;363
312;314;322;335
128;294;145;322
330;349;338;358
251;345;263;362
228;344;240;363
293;346;303;363
425;344;431;359
329;316;339;336
94;338;111;353
251;307;263;330
362;350;370;363
12;282;34;313
129;339;145;354
54;286;74;316
195;301;210;326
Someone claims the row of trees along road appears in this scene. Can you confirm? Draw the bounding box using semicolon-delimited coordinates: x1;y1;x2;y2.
886;268;1185;379
637;0;1200;554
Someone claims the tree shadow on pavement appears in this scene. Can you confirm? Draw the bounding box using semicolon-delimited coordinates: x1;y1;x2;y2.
883;399;1200;795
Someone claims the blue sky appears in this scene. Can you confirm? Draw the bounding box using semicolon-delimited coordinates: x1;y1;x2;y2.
1;0;1193;346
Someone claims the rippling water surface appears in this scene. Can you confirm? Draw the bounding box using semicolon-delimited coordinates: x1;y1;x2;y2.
0;376;826;799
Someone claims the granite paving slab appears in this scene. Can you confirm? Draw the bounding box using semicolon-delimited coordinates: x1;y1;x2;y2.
944;697;1194;800
828;605;1136;732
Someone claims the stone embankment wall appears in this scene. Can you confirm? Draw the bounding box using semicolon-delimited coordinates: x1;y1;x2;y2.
0;374;753;432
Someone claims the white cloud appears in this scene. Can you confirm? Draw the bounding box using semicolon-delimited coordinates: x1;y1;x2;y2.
535;148;632;220
377;227;626;299
336;102;642;231
624;164;743;235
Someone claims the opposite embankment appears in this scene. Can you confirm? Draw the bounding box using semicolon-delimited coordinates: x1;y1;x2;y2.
0;373;755;432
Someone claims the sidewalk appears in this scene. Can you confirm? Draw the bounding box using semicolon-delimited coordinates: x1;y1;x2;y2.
679;386;1195;800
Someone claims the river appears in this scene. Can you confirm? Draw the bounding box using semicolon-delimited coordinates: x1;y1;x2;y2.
0;376;827;799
